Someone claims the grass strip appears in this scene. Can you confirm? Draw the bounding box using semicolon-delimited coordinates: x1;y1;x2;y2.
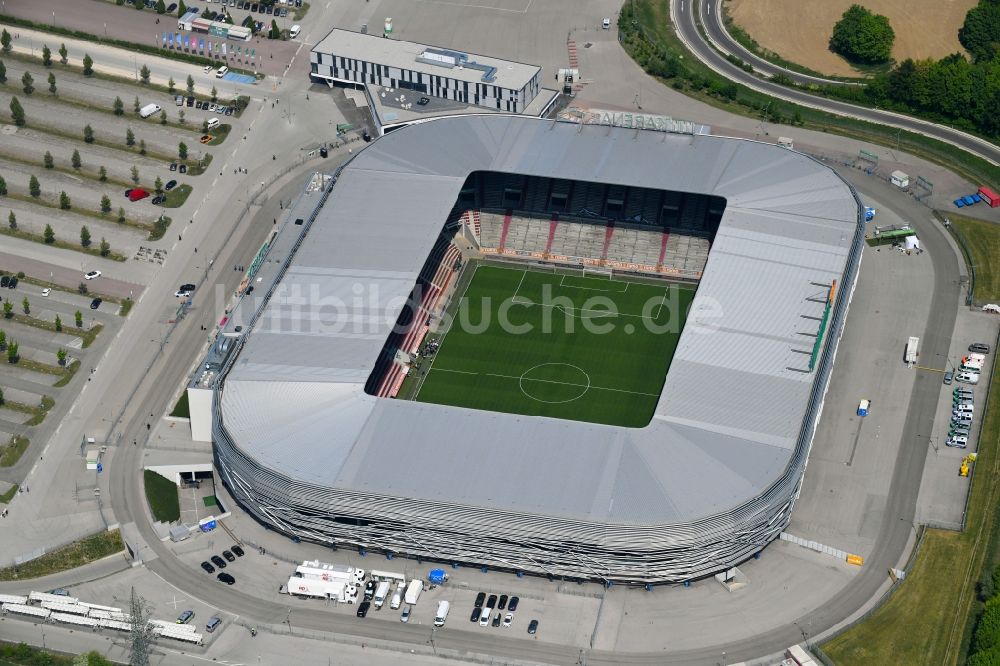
0;481;18;502
0;529;124;581
143;469;180;523
0;435;29;468
0;225;127;262
169;391;190;418
161;183;192;208
0;273;132;316
949;214;1000;304
1;189;150;234
4;313;103;348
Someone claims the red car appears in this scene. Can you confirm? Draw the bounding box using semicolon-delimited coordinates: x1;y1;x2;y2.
125;188;150;202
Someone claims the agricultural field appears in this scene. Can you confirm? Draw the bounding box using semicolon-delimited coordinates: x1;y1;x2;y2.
414;264;695;427
726;0;976;77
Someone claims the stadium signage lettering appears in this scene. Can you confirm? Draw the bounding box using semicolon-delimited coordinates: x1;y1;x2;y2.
596;112;695;134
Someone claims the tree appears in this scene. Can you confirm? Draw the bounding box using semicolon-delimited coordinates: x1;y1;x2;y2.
168;76;175;93
57;348;67;365
126;128;135;146
156;0;166;13
100;193;111;213
117;207;125;224
71;149;81;170
21;71;33;94
7;341;17;363
269;19;280;39
154;176;163;193
42;45;52;67
99;237;110;257
131;165;140;184
113;96;124;115
178;109;185;124
83;124;94;143
21;296;29;314
80;225;91;247
43;151;54;169
29;175;41;198
43;223;54;243
133;96;142;115
0;175;5;196
82;53;93;76
159;110;167;125
59;191;71;210
140;64;150;84
98;166;107;182
75;310;83;327
960;1;1000;63
178;0;187;16
186;74;194;94
47;71;56;94
9;96;24;126
830;5;895;65
7;210;15;230
1;302;10;319
0;29;10;54
59;43;68;64
0;59;5;83
211;85;218;102
55;315;62;332
139;139;146;156
0;330;5;347
178;142;188;160
202;119;209;134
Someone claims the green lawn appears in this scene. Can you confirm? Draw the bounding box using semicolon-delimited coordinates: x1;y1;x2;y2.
170;391;190;418
143;469;180;523
0;530;123;581
950;214;1000;304
415;265;694;427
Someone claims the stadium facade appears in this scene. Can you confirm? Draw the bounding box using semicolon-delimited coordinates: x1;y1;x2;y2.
212;114;864;584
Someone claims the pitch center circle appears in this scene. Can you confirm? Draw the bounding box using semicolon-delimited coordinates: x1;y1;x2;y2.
518;363;591;404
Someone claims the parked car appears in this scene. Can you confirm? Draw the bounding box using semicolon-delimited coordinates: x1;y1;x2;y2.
470;607;481;622
0;276;7;288
170;162;178;171
474;592;486;607
507;596;519;612
486;594;497;608
41;288;50;297
503;613;513;627
364;580;376;600
7;276;17;289
200;561;216;574
200;135;214;144
491;612;502;627
205;616;222;633
970;342;991;354
944;370;954;384
497;595;508;610
175;95;184;106
196;100;204;109
49;588;70;596
946;436;969;448
217;572;236;585
90;298;102;310
527;619;539;634
400;606;411;623
417;96;430;106
231;545;244;557
186;96;194;107
179;164;188;173
356;601;371;618
222;550;236;562
177;610;194;624
211;555;227;568
151;195;166;205
126;188;150;201
165;180;178;191
84;270;102;280
167;2;177;11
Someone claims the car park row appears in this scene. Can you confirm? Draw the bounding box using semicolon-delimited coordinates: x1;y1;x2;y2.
946;343;991;449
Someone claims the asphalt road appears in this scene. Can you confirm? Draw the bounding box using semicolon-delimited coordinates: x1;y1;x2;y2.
673;0;1000;166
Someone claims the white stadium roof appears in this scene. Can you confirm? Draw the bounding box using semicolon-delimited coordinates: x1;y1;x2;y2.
219;114;859;529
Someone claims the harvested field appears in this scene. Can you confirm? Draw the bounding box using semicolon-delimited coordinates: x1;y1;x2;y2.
726;0;976;77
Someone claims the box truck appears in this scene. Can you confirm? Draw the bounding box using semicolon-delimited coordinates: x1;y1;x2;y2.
434;600;450;627
372;581;391;609
404;579;423;605
905;336;919;365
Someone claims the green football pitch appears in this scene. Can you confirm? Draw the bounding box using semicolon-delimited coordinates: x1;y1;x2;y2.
414;264;696;427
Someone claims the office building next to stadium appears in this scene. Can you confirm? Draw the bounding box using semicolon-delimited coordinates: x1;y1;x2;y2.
204;114;864;585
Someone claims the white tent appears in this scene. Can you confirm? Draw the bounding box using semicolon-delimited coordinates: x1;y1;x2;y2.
905;235;920;250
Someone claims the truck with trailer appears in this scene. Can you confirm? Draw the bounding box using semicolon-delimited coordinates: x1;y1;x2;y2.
979;186;1000;208
404;579;423;605
905;336;919;365
284;577;357;603
295;561;365;585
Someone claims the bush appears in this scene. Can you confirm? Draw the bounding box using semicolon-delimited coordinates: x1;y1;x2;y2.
59;191;71;210
82;53;93;75
9;96;24;126
974;598;1000;654
830;4;895;64
43;224;54;243
83;124;94;143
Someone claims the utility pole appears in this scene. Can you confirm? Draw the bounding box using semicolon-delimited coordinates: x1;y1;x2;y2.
128;587;154;666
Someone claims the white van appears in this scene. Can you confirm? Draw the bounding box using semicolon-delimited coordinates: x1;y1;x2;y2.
289;24;301;38
139;103;161;118
602;17;611;29
389;588;402;610
479;604;493;626
373;581;390;609
216;65;229;78
206;117;221;130
954;404;974;414
947;436;969;448
957;372;980;385
433;600;450;627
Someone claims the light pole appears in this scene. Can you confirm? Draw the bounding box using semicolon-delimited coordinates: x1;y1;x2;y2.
104;23;108;39
51;11;55;27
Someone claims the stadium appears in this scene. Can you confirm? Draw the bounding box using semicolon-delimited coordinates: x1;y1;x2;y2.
212;114;864;585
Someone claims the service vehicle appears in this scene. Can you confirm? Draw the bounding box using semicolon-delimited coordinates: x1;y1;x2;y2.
373;581;391;608
433;600;450;626
404;579;423;605
139;103;162;118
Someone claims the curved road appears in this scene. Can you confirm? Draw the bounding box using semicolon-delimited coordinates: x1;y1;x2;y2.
673;0;1000;166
